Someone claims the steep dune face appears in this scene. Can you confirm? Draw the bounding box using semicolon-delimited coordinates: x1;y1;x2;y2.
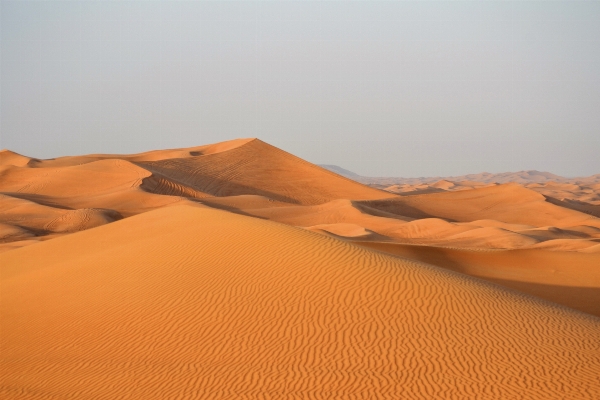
362;183;597;227
2;205;600;399
137;139;395;205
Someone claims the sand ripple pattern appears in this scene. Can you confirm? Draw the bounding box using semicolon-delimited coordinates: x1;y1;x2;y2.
2;206;600;399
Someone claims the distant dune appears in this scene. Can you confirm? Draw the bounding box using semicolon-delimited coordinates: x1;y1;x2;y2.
2;205;599;399
1;139;600;398
320;164;600;186
360;183;598;227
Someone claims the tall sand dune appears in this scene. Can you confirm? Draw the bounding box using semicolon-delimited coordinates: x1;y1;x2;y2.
2;205;600;399
137;139;395;205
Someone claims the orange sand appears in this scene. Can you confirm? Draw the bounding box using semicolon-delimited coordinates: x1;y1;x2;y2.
1;139;600;398
2;205;599;398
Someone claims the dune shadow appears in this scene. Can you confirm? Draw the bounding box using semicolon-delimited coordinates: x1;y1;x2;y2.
1;192;76;210
544;195;600;218
354;199;446;221
137;162;303;205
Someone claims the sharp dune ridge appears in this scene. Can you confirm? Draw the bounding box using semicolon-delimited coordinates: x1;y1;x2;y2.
1;138;600;398
2;205;600;399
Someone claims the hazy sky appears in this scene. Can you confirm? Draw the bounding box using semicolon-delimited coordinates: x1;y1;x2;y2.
2;1;599;177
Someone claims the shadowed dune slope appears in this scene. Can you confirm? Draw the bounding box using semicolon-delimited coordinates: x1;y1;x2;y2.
361;183;599;227
0;194;119;235
137;139;395;205
545;196;600;218
2;205;599;399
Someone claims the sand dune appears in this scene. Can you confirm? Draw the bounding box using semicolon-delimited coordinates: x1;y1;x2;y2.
0;159;151;197
528;238;600;252
361;183;597;227
2;138;599;254
2;139;600;398
2;205;600;399
3;139;598;253
12;138;257;169
321;165;595;186
305;223;390;241
137;139;395;205
354;241;600;316
545;196;600;218
0;194;117;234
443;226;540;249
386;218;477;239
0;222;35;242
0;150;35;167
243;199;415;241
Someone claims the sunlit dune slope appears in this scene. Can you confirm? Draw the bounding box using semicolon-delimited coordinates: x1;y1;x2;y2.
354;242;600;316
2;205;599;399
0;159;151;196
0;150;35;167
0;193;119;236
137;138;395;204
11;138;257;168
0;159;189;219
361;183;598;227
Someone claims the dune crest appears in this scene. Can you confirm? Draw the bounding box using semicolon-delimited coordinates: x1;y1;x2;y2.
136;139;395;205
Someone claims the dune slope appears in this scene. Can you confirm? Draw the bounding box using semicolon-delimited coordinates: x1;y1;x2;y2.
362;183;598;227
355;242;600;316
2;205;599;399
137;139;395;205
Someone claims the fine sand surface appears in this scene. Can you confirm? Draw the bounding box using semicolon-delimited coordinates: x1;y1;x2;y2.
354;242;600;317
2;205;600;399
2;139;600;397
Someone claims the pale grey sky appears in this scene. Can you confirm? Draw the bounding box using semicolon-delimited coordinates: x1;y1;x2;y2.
1;1;599;177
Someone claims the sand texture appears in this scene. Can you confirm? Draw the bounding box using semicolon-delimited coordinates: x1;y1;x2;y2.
2;205;600;399
2;139;600;398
